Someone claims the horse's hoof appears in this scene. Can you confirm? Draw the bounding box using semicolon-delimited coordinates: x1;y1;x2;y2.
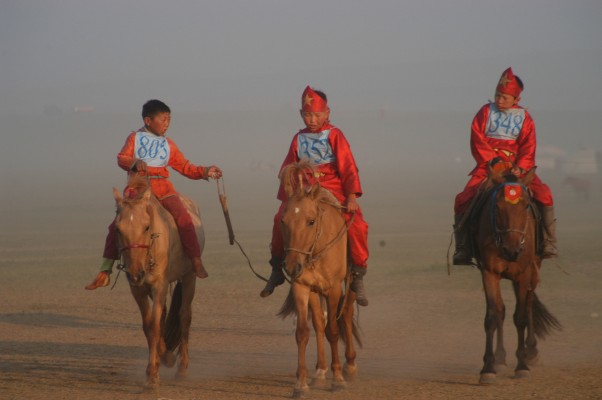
479;373;496;385
343;363;358;380
292;385;310;398
161;351;176;368
143;381;160;392
175;369;188;381
331;379;347;392
310;369;328;389
494;362;507;372
514;369;530;379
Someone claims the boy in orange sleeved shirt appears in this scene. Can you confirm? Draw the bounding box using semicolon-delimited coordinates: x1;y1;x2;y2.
260;86;370;306
85;99;222;289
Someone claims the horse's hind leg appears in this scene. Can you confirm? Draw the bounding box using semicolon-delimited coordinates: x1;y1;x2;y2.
341;289;358;381
176;276;196;379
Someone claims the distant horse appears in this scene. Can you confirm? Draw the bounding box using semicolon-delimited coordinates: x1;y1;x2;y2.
475;167;561;384
113;174;204;389
277;161;361;398
563;176;591;200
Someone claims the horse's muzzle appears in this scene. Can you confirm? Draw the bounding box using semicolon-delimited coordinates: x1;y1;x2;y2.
128;269;146;286
502;246;522;262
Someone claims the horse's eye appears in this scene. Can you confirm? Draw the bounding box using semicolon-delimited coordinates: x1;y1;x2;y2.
308;219;316;226
145;226;150;232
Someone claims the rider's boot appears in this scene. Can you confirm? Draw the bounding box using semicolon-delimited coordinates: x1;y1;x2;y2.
350;264;369;306
453;214;472;265
85;258;114;290
192;257;209;279
541;206;558;259
260;257;285;298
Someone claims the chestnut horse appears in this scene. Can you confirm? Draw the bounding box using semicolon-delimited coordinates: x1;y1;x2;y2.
475;167;561;384
277;161;361;398
113;174;204;389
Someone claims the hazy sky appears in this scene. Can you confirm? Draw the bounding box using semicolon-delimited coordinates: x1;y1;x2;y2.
1;0;601;115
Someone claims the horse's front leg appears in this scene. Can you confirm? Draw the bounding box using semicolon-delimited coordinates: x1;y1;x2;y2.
494;287;507;367
325;286;345;392
480;269;502;384
130;286;158;389
292;284;311;398
308;292;328;389
513;280;531;378
145;285;167;388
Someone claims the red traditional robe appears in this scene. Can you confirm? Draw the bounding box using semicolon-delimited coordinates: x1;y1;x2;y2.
455;103;553;214
103;128;208;260
271;123;369;267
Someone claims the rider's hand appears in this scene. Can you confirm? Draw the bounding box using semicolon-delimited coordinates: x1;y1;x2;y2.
345;194;359;213
511;166;523;177
207;165;223;180
133;160;147;172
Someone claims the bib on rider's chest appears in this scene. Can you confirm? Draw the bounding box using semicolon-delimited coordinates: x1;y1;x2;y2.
485;104;526;141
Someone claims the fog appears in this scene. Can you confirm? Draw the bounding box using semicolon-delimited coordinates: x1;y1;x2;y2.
1;0;602;237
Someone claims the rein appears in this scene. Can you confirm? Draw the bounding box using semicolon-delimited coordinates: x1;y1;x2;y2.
284;201;354;281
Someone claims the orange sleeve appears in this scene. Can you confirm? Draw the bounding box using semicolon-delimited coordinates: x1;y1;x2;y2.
167;138;208;180
117;132;137;171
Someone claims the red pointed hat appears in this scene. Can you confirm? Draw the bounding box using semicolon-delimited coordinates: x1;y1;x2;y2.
301;86;328;112
496;67;522;97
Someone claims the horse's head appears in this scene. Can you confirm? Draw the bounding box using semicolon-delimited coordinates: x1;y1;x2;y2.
113;176;157;286
280;182;324;280
486;167;536;261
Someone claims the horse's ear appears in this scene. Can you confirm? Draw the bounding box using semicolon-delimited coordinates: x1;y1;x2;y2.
488;165;504;185
309;183;321;199
113;187;122;206
520;167;537;186
143;188;152;201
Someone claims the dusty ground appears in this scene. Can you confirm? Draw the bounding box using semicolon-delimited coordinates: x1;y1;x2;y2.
1;175;601;400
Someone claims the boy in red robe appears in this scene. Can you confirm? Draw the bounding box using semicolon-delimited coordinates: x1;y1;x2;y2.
260;86;370;306
85;99;222;289
453;68;558;264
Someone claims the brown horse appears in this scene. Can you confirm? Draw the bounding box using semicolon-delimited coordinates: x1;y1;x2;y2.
112;174;203;389
475;167;561;384
277;161;361;398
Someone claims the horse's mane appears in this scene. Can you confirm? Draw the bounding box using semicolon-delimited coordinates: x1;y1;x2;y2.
280;161;341;208
123;174;152;203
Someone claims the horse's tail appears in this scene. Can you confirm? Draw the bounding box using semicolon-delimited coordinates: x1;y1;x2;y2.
277;287;296;319
164;282;183;352
532;292;562;340
337;296;363;349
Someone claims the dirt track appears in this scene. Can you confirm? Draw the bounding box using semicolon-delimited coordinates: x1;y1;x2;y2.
1;180;601;400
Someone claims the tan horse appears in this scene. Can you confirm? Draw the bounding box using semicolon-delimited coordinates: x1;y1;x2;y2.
113;174;204;389
475;167;561;384
277;161;361;398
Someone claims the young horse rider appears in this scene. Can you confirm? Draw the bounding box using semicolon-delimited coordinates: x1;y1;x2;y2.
260;86;370;306
453;68;558;265
85;99;222;289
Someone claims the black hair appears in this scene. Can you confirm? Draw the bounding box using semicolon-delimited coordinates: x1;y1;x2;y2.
314;90;327;102
515;76;524;91
142;99;171;119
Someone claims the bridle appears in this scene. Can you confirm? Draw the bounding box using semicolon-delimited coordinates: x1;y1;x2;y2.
283;200;354;281
489;182;531;250
116;204;161;277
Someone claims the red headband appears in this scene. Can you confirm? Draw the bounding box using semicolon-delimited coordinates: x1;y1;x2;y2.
496;67;522;98
301;86;328;112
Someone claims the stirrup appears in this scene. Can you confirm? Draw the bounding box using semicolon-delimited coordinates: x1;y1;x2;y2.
260;268;285;298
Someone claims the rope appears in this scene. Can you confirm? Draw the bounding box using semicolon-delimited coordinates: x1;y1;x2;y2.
216;178;269;282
